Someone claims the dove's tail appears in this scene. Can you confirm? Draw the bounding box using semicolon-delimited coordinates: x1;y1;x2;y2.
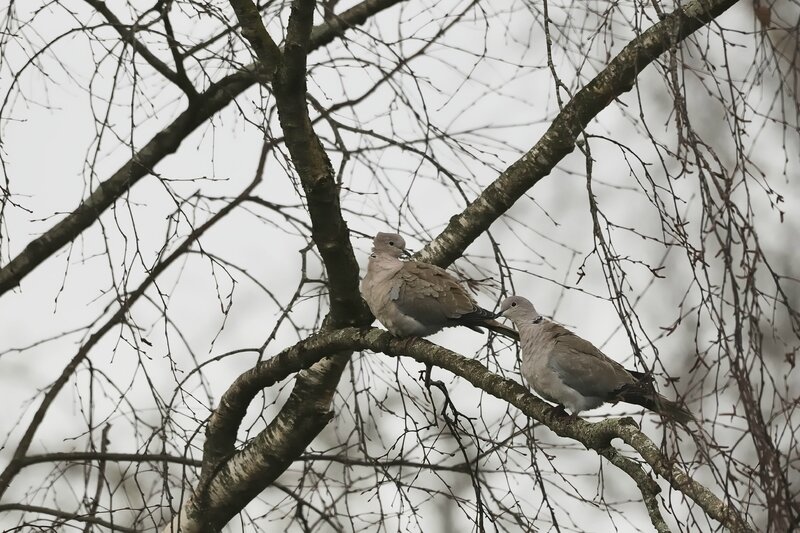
659;396;693;425
480;319;520;341
651;395;693;425
452;308;520;340
620;386;693;425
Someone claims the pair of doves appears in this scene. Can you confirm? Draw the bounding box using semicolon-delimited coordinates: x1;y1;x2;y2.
360;232;691;424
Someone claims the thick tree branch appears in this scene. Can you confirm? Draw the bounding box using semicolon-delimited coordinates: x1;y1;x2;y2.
418;0;742;267
272;0;370;326
227;0;282;72
177;328;753;532
615;425;754;531
202;326;367;466
170;1;750;529
170;2;372;529
0;0;406;298
0;71;255;297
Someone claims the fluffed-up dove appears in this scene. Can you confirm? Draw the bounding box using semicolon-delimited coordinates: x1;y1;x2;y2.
498;296;691;424
361;232;518;339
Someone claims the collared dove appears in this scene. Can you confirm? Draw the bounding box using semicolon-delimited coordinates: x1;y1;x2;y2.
499;296;691;423
361;232;517;339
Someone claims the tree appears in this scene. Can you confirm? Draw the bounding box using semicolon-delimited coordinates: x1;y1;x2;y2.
0;0;797;531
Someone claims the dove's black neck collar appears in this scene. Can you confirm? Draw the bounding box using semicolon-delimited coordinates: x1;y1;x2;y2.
532;316;543;324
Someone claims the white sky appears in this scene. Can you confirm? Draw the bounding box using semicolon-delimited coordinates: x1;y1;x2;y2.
1;0;798;530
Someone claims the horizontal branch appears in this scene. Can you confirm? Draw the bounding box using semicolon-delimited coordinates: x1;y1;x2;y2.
18;452;202;468
184;327;752;533
0;503;138;532
0;173;262;501
14;450;469;474
299;453;472;474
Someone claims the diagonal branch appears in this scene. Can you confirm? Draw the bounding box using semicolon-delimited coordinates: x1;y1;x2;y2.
227;0;282;71
418;0;742;267
0;158;264;501
272;0;369;325
170;0;749;529
171;3;373;529
0;71;255;297
181;327;753;533
83;0;198;98
0;0;407;298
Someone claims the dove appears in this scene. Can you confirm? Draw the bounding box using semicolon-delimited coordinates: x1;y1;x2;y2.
498;295;691;423
360;232;517;339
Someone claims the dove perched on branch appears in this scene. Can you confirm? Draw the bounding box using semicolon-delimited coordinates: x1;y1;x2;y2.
498;296;691;424
360;232;517;340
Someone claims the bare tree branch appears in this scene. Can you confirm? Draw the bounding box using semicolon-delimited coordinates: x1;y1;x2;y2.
0;0;406;298
0;503;138;532
175;327;753;532
167;1;758;529
273;0;370;326
0;160;264;500
227;0;282;73
18;452;202;468
168;2;372;528
82;0;199;98
3;0;792;529
419;0;742;268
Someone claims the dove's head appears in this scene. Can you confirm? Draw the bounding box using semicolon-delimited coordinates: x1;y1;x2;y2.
498;296;540;323
371;232;408;258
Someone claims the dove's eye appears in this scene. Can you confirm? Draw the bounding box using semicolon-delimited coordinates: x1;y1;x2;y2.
389;241;395;246
511;302;517;307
